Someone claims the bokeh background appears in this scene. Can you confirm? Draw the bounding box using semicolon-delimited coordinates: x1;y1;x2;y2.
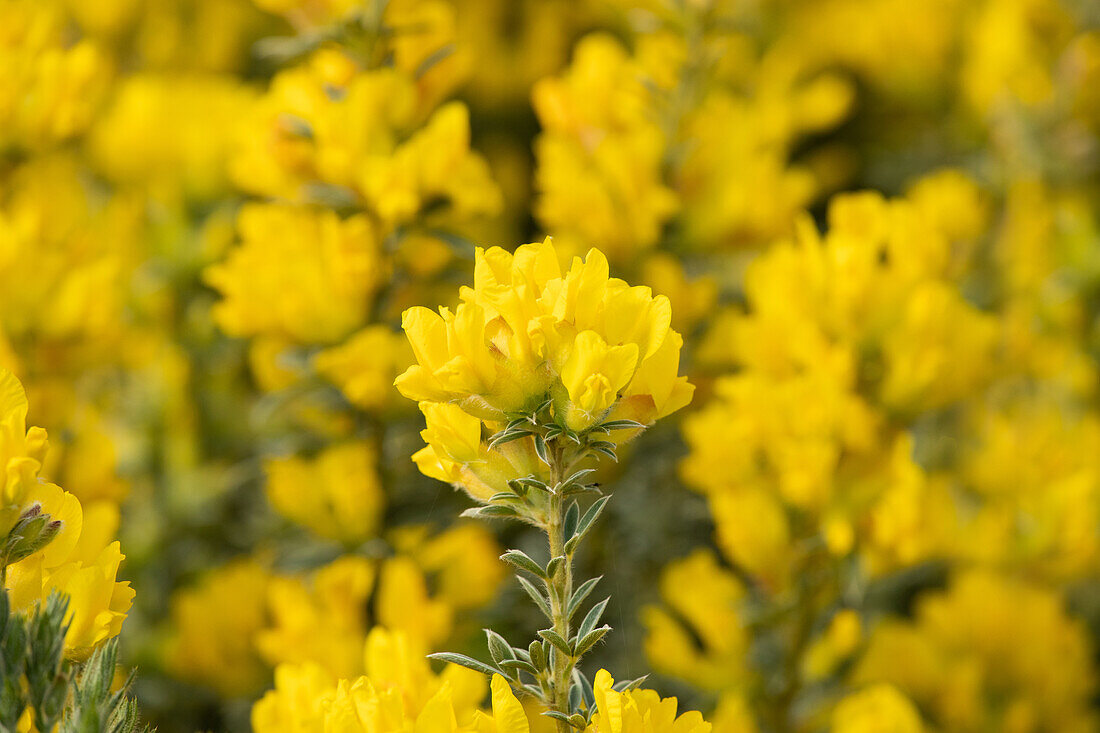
3;0;1100;730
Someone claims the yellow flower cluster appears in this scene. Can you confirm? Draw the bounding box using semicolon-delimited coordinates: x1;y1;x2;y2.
652;160;1100;728
1;369;133;657
254;627;710;733
398;237;693;501
166;523;503;697
264;442;384;546
532;18;853;262
681;175;995;585
855;571;1097;732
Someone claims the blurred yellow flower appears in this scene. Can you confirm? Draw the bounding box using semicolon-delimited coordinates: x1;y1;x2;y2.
205;203;383;344
165;557;274;697
265;442;385;545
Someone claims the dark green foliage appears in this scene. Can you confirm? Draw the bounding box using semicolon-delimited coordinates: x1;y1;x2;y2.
0;590;152;733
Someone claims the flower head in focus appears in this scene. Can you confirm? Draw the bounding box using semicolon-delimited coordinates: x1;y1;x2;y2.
396;237;693;506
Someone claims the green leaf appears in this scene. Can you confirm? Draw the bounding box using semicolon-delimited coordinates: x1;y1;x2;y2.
489;429;533;449
563;501;579;541
463;505;521;520
505;417;531;432
514;477;551;493
528;640;546;672
577;597;610;641
577;496;610;538
485;630;515;666
567;577;602;620
500;550;546;579
598;419;647;432
427;652;500;677
545;556;566;581
561;468;596;488
589;444;618;462
538;629;572;657
515;576;553;621
487;492;524;504
612;675;649;692
498;658;539;677
573;625;611;657
533;434;550;465
574;669;596;714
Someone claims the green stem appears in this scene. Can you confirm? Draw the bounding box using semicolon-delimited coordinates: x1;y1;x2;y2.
546;445;574;733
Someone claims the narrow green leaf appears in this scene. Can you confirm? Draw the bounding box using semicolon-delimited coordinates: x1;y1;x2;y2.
515;477;551;493
577;496;610;538
598;419;647;431
574;668;595;715
567;577;602;620
516;576;553;620
562;468;596;488
563;501;579;540
500;550;546;579
476;505;522;518
489;429;533;449
612;675;649;692
577;597;610;641
568;684;582;715
538;629;572;657
573;625;611;657
485;629;515;665
533;434;550;465
427;652;501;676
545;555;566;581
498;658;539;677
589;444;618;462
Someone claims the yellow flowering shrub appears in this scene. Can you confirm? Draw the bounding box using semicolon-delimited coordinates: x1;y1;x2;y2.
4;0;1100;730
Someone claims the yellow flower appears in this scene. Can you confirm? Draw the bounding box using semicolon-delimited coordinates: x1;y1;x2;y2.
643;550;750;692
252;627;488;733
205;203;384;344
313;326;414;411
832;684;923;733
0;2;113;150
855;571;1097;732
265;442;385;546
588;669;712;733
532;34;678;260
257;555;378;679
398;237;692;496
87;73;256;200
231;49;498;221
560;331;638;431
803;610;862;680
390;523;506;613
1;369;133;657
165;557;274;697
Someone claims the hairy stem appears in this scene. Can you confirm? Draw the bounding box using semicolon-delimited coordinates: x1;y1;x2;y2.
546;445;574;732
